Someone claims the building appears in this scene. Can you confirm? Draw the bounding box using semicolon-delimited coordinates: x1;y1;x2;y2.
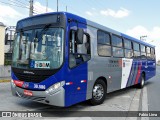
5;26;16;64
0;23;13;77
0;22;5;65
0;23;15;65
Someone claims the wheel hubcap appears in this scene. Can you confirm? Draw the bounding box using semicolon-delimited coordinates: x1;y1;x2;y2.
141;77;144;86
93;84;104;100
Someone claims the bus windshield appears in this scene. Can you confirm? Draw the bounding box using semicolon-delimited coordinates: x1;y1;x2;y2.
12;27;64;69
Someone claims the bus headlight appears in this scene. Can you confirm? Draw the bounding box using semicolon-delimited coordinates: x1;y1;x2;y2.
11;79;16;88
45;81;65;94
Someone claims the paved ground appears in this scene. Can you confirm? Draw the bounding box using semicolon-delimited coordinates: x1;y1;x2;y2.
0;82;142;120
0;84;142;120
0;67;160;120
147;66;160;120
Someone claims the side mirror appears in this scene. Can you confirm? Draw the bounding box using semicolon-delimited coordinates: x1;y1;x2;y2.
77;28;84;44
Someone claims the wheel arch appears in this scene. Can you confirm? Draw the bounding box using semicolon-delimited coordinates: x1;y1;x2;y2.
95;76;108;91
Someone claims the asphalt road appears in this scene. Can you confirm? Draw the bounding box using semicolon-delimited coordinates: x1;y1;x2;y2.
147;66;160;120
0;82;141;119
0;66;160;120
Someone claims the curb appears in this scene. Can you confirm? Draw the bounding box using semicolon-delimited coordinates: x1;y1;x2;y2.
0;80;11;83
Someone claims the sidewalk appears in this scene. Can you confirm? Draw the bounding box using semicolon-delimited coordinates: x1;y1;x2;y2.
0;77;11;83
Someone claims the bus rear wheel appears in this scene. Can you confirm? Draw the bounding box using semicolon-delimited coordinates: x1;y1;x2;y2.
90;79;107;105
137;73;145;88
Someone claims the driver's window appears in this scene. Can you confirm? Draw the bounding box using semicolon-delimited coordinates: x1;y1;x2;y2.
69;30;91;68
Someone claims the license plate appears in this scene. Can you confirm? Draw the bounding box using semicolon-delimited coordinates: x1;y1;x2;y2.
24;90;33;96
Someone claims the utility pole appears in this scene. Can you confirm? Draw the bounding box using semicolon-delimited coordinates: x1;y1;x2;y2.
140;35;147;41
29;0;34;16
66;6;67;12
57;0;58;12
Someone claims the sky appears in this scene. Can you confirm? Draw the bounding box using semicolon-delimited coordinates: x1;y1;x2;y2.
0;0;160;61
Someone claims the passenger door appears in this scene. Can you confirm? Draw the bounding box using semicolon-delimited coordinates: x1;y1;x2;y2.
67;22;91;105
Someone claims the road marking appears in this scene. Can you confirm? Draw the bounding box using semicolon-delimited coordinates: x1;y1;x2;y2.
141;87;149;120
0;80;10;83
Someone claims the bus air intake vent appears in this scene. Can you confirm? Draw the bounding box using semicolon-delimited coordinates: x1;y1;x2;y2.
18;92;46;102
15;73;49;83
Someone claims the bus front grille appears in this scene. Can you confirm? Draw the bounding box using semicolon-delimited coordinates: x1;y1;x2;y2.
15;73;49;83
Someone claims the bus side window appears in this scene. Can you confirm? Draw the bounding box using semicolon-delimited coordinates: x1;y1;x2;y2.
133;42;140;58
77;34;91;61
97;30;111;57
124;38;133;58
112;35;124;58
146;47;151;59
140;44;146;59
69;30;76;53
151;48;155;60
69;30;91;68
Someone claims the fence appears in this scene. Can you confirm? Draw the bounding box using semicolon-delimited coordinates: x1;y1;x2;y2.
4;53;12;65
0;66;11;78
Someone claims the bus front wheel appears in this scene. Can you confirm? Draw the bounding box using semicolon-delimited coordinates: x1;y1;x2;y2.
90;79;107;105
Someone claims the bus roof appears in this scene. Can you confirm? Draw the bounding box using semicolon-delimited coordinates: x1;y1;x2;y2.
17;12;155;48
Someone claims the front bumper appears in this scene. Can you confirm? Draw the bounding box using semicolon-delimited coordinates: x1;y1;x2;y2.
11;83;65;107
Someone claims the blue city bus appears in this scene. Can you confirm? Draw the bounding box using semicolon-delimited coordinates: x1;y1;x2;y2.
11;12;156;107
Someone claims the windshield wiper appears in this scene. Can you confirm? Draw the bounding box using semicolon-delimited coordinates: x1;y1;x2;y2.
41;24;52;33
35;24;52;42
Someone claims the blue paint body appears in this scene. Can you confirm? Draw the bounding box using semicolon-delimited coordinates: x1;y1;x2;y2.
64;13;88;106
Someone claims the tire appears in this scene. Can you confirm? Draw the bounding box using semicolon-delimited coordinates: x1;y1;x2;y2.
90;79;107;105
137;74;145;88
